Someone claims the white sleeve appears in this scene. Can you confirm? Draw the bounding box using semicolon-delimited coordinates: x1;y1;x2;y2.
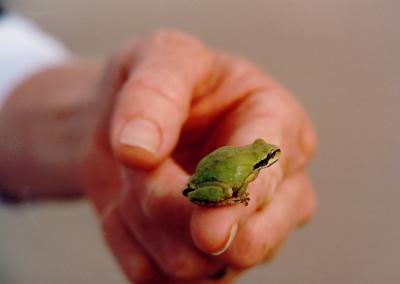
0;13;71;108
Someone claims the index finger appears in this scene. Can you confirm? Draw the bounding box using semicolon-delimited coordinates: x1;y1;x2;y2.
111;30;214;168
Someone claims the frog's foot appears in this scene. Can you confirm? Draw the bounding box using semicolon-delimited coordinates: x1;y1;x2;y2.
237;192;250;206
219;192;250;206
242;194;250;206
218;195;250;206
193;195;250;207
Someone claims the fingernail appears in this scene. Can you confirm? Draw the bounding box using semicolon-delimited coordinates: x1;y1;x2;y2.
119;119;160;154
211;223;238;256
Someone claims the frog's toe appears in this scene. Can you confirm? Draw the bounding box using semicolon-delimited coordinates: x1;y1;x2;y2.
239;195;250;206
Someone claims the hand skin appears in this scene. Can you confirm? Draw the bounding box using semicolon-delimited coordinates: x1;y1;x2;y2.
0;30;318;283
85;30;318;283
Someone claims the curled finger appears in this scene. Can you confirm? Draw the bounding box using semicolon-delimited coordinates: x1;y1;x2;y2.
220;171;316;268
102;204;162;283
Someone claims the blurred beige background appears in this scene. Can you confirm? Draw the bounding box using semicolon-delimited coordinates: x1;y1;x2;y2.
1;0;399;283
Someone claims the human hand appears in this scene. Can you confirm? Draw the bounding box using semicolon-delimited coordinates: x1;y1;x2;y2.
0;62;100;200
85;30;317;283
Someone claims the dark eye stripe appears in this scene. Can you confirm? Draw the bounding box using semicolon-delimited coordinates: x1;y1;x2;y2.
253;154;271;169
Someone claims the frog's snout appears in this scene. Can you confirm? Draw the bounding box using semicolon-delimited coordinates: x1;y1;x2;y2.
272;148;281;160
268;148;281;166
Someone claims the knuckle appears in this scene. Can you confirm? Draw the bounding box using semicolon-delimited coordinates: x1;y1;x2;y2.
124;259;158;284
228;227;268;269
140;181;169;219
220;54;269;94
298;185;317;226
126;76;186;115
101;204;117;233
264;90;318;164
228;216;291;269
262;238;286;263
301;117;319;158
100;207;161;283
159;251;196;278
152;28;203;50
161;259;187;278
287;97;318;159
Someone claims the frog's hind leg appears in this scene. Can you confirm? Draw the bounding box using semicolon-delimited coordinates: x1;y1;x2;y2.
187;186;226;203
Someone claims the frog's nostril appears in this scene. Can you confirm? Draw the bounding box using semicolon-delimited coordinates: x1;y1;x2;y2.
273;149;281;157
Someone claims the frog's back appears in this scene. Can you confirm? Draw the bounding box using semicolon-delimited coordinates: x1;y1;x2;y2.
190;145;256;189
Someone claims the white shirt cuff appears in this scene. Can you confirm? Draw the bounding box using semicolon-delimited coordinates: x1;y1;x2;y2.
0;13;71;108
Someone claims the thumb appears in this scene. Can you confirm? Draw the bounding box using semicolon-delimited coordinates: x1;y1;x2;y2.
111;30;213;168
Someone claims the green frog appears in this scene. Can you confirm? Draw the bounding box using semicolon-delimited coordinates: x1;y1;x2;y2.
183;138;281;206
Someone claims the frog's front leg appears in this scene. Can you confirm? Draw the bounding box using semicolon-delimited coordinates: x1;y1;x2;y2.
237;172;257;205
237;184;250;206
